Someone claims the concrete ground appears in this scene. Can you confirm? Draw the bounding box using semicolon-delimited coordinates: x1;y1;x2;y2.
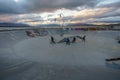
0;29;120;80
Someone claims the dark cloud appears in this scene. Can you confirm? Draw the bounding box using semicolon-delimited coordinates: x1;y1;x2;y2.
0;0;119;24
0;0;119;14
97;1;120;8
0;0;16;14
0;0;26;14
25;0;99;12
100;10;120;19
92;16;120;24
0;0;99;14
91;9;120;19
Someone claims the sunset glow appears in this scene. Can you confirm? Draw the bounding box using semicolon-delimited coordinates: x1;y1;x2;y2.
0;0;119;26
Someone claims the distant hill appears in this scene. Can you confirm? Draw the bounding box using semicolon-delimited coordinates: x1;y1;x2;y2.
38;24;60;27
37;23;95;27
67;23;94;26
0;22;30;27
67;23;120;27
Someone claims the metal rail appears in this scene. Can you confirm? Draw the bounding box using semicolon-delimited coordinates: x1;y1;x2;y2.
0;26;120;32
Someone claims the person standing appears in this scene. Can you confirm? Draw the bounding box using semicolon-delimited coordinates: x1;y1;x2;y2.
72;37;76;43
51;36;55;44
66;38;70;45
82;35;86;42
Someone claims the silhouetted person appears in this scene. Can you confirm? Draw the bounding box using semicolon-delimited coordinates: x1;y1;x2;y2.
66;38;70;45
118;40;120;44
72;37;76;43
51;36;55;44
82;35;86;42
26;31;31;36
76;35;82;40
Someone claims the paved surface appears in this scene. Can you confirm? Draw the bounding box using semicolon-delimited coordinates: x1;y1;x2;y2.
0;30;120;80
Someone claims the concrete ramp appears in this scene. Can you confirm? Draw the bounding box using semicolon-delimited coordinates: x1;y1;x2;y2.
0;30;120;80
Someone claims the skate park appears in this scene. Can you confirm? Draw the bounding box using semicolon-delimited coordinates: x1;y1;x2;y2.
0;29;120;80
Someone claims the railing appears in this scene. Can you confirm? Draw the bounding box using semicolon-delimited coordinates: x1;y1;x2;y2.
0;26;120;32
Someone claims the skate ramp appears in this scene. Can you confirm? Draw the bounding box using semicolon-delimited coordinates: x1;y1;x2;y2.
14;34;119;66
0;30;120;80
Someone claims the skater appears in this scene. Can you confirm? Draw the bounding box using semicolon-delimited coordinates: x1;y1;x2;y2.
50;36;55;44
76;35;82;40
66;38;70;45
82;35;86;42
72;37;76;43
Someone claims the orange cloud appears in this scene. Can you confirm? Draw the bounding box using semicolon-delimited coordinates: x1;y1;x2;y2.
73;8;112;19
0;15;14;22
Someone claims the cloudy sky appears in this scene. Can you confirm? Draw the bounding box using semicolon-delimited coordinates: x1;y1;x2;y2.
0;0;120;25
